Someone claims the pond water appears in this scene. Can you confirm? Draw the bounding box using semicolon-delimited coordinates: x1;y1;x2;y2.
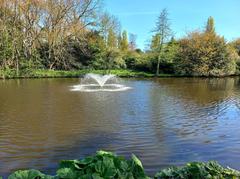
0;77;240;177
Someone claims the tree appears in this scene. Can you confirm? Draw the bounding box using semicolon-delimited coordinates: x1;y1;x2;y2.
120;30;129;51
230;38;240;56
229;39;240;74
99;12;120;47
117;33;122;49
107;28;117;49
176;31;236;76
163;37;179;63
150;33;161;51
153;8;172;76
129;33;137;51
205;16;215;34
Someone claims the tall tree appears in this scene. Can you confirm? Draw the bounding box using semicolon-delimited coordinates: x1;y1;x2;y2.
117;33;122;49
107;28;117;49
153;8;172;76
120;30;129;51
99;12;120;47
205;16;215;33
129;33;137;51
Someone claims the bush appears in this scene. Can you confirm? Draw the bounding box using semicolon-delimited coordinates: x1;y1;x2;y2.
124;51;142;69
8;151;149;179
155;161;240;179
175;31;237;76
6;151;240;179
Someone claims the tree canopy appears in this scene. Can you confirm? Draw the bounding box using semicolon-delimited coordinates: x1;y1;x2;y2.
0;2;239;78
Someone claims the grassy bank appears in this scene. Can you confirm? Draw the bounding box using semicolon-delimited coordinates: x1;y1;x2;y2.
6;151;240;179
2;69;238;80
0;69;177;79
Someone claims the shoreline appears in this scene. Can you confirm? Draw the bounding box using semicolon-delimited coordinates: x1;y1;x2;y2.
0;69;239;80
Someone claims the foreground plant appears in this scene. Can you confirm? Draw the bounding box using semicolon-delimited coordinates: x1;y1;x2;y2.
155;161;240;179
8;151;149;179
6;151;240;179
57;151;148;179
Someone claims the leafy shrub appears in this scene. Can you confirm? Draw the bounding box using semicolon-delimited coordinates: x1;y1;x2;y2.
8;169;53;179
175;31;237;76
57;150;148;179
155;161;240;179
8;151;149;179
6;151;240;179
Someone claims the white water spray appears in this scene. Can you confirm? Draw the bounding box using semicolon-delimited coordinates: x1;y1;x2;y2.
70;73;131;92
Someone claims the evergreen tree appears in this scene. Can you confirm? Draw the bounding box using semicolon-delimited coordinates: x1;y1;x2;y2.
206;16;215;33
120;30;129;51
153;8;172;76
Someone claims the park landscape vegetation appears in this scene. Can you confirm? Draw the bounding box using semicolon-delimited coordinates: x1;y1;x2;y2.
1;0;240;178
4;151;240;179
0;0;240;79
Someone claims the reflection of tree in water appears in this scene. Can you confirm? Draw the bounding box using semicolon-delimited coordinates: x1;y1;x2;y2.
146;77;240;168
149;77;240;143
154;77;239;106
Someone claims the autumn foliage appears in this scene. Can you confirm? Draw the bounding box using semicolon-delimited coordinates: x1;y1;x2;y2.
175;31;237;76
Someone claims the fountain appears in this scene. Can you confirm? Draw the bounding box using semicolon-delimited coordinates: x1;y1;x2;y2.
71;73;131;92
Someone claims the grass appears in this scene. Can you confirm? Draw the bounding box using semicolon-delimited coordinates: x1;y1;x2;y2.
0;69;177;79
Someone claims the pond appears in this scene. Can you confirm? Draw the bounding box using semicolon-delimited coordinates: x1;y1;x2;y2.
0;77;240;177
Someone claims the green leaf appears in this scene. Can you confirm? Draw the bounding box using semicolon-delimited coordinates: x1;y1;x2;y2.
92;173;104;179
96;151;114;157
131;154;143;169
8;169;48;179
56;168;79;179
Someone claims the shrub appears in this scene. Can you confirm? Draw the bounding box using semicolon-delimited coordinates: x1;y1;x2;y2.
175;31;237;76
8;151;149;179
155;161;240;179
6;151;240;179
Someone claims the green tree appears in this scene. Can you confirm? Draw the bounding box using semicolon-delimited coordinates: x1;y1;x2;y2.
150;33;161;51
229;39;240;74
153;8;172;76
230;38;240;56
107;28;118;49
176;31;236;76
162;38;179;63
117;33;122;49
205;16;215;34
120;30;129;51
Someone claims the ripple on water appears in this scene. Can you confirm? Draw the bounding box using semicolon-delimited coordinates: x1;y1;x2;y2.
0;77;240;177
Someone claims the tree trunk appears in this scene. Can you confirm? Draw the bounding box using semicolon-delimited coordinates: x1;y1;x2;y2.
156;43;163;76
156;55;160;76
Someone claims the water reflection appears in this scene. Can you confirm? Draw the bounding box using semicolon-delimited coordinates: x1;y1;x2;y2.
0;77;240;177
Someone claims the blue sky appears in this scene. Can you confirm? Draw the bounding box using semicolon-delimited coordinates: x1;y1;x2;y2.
104;0;240;50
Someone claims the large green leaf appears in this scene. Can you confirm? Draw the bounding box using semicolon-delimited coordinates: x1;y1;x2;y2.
56;168;79;179
155;161;240;179
8;169;53;179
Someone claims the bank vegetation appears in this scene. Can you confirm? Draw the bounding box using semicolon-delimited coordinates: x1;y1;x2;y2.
0;1;240;78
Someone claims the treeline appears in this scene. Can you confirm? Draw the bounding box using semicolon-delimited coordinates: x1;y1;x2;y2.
0;0;135;77
143;12;240;76
0;1;240;77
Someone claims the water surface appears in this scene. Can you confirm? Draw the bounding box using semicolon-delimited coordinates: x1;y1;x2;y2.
0;77;240;177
